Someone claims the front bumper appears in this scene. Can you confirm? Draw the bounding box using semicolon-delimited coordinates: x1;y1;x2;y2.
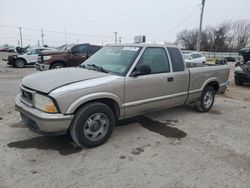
234;72;250;82
217;81;229;94
35;63;50;71
6;56;17;65
15;94;73;135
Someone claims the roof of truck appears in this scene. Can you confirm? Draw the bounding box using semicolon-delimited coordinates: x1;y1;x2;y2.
107;43;179;48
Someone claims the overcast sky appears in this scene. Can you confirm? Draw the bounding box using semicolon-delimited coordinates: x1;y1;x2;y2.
0;0;249;46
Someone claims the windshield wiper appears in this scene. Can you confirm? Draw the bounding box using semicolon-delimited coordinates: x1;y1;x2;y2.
86;64;109;73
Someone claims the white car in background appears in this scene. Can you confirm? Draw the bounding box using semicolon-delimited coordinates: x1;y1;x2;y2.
183;52;207;64
7;47;53;68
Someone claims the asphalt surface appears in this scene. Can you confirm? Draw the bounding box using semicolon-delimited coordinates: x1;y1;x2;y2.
0;52;250;188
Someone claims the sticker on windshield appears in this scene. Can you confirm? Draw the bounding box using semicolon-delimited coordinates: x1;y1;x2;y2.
123;47;139;51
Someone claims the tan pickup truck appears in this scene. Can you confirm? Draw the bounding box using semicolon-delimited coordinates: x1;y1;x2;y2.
15;44;229;148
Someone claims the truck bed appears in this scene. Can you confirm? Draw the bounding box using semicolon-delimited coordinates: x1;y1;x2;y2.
185;62;229;103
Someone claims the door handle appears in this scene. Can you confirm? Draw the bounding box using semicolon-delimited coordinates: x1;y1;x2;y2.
167;77;174;82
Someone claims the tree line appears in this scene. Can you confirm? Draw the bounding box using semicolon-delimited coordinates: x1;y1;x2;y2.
176;20;250;52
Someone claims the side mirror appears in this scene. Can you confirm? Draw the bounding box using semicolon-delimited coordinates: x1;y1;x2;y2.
131;65;151;77
189;56;192;59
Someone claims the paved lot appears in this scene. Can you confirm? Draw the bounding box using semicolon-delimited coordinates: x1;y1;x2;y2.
0;52;250;188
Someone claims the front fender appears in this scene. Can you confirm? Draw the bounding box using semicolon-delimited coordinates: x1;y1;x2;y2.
65;92;122;114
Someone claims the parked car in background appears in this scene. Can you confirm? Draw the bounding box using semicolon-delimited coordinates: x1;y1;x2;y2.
36;43;101;70
234;48;250;85
183;52;206;64
224;57;236;62
0;47;15;53
15;43;229;148
6;47;53;68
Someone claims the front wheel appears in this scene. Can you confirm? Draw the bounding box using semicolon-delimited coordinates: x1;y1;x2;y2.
50;62;65;69
194;86;215;112
70;102;115;148
14;59;26;68
234;78;243;85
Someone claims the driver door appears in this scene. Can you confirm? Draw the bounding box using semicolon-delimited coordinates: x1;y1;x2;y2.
25;49;41;64
124;47;172;117
69;44;89;67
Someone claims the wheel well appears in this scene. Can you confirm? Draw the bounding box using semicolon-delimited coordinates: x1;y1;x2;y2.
50;61;66;68
206;81;219;93
74;98;120;119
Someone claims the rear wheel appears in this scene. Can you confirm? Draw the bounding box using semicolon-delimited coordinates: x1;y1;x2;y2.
194;86;215;112
70;102;115;148
14;59;26;68
50;62;65;69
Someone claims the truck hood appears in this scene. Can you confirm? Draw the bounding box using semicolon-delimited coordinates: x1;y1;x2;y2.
40;50;65;56
22;68;109;93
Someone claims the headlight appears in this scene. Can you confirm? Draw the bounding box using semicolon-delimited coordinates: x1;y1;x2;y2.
235;66;242;72
43;55;51;61
34;93;58;113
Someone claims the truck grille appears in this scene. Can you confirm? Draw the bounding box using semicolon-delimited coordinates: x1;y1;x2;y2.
38;55;43;63
22;90;33;101
243;68;250;72
20;86;35;107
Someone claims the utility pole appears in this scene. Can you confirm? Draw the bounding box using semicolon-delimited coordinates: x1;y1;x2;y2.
19;27;23;47
64;28;67;44
197;0;206;52
41;29;45;46
113;31;118;44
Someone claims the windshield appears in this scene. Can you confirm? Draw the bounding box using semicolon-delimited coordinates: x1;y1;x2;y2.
81;46;142;75
59;44;75;51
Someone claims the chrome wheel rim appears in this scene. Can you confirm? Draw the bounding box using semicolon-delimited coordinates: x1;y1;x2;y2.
84;113;109;141
16;60;24;67
203;91;213;109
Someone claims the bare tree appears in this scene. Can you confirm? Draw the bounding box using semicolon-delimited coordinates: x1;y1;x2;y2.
176;19;250;52
230;20;250;50
176;29;198;50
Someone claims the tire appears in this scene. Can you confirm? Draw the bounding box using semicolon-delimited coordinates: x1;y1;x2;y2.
194;86;215;113
50;62;65;69
70;102;115;148
234;78;243;85
14;59;26;68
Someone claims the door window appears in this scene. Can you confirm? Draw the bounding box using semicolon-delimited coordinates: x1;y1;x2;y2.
136;47;170;74
88;46;101;54
72;45;88;53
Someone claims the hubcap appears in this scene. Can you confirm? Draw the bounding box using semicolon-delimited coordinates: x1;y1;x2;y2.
55;65;62;69
203;91;213;109
84;113;109;141
16;60;24;67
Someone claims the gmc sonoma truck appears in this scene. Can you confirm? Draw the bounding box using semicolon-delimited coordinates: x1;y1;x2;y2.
35;43;101;70
15;44;229;148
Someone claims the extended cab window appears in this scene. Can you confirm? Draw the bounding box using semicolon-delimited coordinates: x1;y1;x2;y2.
137;47;170;74
167;47;185;72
